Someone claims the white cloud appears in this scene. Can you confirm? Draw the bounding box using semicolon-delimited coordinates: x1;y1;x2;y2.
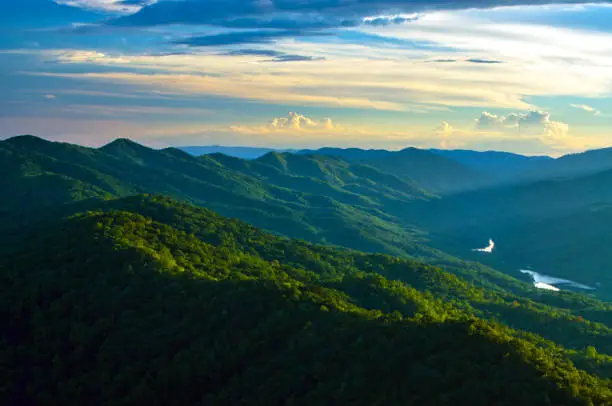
436;121;458;149
44;94;57;99
53;0;153;13
570;104;601;115
475;110;572;150
269;112;336;131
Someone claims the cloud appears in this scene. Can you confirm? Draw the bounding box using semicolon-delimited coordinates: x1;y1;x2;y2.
117;0;152;5
475;110;572;149
223;48;325;62
475;111;506;129
466;58;504;64
268;112;336;131
436;121;461;149
224;49;283;57
53;0;150;13
174;30;328;47
570;103;601;115
111;0;612;30
267;54;325;62
362;15;420;26
44;94;57;99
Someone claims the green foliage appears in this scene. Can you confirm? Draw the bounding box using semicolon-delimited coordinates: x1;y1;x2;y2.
2;195;612;404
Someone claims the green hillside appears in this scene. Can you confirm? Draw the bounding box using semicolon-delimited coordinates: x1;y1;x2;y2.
405;168;612;297
0;135;432;259
5;135;612;300
298;147;489;194
2;195;612;405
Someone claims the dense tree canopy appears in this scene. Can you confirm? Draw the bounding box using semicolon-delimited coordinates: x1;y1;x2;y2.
2;195;612;404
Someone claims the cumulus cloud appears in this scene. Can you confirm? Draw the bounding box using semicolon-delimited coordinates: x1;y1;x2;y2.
436;121;455;149
475;110;571;149
269;112;336;131
570;103;601;115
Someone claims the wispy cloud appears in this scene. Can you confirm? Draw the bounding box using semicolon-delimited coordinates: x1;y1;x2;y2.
109;0;612;31
570;103;601;115
53;0;149;13
466;58;504;64
174;30;329;47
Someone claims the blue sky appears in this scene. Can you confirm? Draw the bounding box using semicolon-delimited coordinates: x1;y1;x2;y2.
3;1;612;154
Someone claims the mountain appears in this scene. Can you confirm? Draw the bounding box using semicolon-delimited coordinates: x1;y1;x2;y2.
297;147;491;194
0;135;434;261
178;144;612;193
7;135;612;300
519;147;612;182
404;166;612;297
430;149;552;178
179;145;295;159
2;194;612;404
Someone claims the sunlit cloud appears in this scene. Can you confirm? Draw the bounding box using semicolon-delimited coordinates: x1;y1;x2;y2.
5;4;612;153
53;0;153;13
570;103;601;115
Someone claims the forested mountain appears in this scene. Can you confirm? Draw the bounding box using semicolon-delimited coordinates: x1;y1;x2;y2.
297;147;489;194
429;149;552;178
519;147;612;182
180;145;294;159
1;135;432;260
405;166;612;295
2;194;612;405
183;144;612;195
6;135;612;300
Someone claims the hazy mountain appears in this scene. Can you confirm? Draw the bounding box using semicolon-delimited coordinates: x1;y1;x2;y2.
519;147;612;181
179;145;296;159
405;166;612;294
297;147;489;194
429;149;552;178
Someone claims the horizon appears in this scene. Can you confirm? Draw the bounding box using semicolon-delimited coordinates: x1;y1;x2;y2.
3;133;595;158
3;1;612;155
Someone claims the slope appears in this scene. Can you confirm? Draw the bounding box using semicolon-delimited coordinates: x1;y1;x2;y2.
179;145;294;158
297;147;490;194
2;196;612;405
403;167;612;298
0;136;431;258
430;149;551;179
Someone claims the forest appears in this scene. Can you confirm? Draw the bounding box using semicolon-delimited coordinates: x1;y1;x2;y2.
4;136;612;404
2;194;612;404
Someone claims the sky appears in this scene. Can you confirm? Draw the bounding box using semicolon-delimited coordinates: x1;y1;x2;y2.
3;1;612;154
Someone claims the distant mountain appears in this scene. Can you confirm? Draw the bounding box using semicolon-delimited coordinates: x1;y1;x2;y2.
0;135;434;261
4;194;612;404
429;149;552;178
405;166;612;293
520;147;612;181
8;136;612;299
298;147;489;194
179;145;295;159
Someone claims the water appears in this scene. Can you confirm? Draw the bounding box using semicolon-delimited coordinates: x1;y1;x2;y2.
520;269;595;291
473;238;494;253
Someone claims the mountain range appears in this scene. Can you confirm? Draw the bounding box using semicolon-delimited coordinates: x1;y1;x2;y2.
4;135;612;404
